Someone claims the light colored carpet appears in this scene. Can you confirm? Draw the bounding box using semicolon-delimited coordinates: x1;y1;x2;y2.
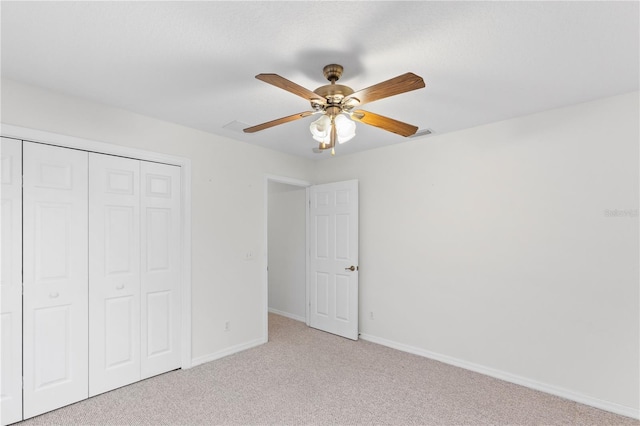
19;313;638;425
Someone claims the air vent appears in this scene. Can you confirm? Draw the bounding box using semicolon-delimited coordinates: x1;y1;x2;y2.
223;120;250;133
410;128;434;138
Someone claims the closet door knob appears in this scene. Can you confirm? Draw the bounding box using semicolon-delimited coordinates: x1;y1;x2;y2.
116;284;125;290
49;292;59;298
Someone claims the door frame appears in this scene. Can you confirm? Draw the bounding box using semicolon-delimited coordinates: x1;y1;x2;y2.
263;174;312;340
0;124;193;369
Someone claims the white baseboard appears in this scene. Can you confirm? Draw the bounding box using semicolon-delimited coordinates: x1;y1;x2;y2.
359;333;639;420
268;307;305;323
190;307;305;368
191;337;266;368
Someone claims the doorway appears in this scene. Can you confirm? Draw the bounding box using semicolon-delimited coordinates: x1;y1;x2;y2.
264;176;311;339
263;176;360;342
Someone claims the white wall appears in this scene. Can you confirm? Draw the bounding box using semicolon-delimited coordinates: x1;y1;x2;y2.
3;77;638;417
0;79;315;363
315;91;640;414
267;182;306;321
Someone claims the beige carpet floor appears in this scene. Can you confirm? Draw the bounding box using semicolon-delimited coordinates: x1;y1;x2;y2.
18;313;638;425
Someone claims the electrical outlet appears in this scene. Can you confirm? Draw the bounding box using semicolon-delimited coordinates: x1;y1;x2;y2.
224;320;231;332
369;311;374;320
245;251;254;261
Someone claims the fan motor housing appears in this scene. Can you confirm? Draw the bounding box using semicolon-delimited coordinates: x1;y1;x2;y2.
313;84;354;104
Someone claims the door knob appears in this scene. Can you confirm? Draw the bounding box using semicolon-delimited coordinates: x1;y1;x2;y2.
345;265;358;271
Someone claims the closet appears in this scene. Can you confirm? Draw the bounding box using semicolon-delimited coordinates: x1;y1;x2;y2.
1;139;182;424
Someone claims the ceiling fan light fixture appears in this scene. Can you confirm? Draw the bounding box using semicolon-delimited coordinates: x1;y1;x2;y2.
310;115;332;142
334;114;356;144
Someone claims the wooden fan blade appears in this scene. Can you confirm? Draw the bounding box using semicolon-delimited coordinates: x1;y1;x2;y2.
256;74;325;103
243;111;313;133
351;110;418;137
347;73;425;106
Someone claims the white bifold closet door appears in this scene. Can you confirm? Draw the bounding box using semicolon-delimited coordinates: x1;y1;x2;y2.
89;154;141;397
140;161;181;379
1;137;23;426
7;141;182;418
23;142;89;419
89;156;181;395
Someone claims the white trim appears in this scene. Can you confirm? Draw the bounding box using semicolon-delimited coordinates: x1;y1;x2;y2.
1;123;193;370
359;333;640;420
1;124;185;166
263;175;312;343
265;174;313;188
268;307;305;323
180;165;193;369
305;187;310;327
191;338;265;368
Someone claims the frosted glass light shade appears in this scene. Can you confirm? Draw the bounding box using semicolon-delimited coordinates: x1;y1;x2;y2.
310;114;356;144
334;114;356;144
309;115;331;142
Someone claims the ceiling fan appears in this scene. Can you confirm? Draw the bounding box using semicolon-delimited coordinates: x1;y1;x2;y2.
244;64;426;155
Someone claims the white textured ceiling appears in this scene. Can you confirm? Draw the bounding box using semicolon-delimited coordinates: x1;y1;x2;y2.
1;1;638;159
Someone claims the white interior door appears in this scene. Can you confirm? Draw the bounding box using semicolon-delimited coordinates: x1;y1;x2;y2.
140;161;181;378
308;180;359;340
1;137;23;425
89;153;141;396
23;142;89;418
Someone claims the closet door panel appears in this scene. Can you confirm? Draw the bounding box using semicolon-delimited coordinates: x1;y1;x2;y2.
23;142;88;419
89;154;141;396
1;137;23;426
141;162;181;378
